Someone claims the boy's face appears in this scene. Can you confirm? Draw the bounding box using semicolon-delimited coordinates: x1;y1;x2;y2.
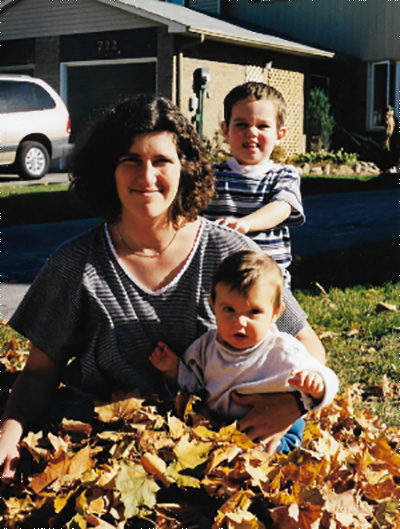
221;98;286;166
209;281;283;350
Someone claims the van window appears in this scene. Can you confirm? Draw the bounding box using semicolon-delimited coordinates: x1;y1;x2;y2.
0;81;56;113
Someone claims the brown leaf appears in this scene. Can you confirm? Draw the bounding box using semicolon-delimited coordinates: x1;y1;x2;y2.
270;503;322;529
30;444;94;494
61;418;93;436
369;435;400;476
95;392;145;422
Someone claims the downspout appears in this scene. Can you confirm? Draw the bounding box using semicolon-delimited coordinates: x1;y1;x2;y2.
177;33;205;111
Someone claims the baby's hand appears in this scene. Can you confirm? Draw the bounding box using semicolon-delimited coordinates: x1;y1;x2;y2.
215;217;250;234
149;342;179;380
288;369;325;400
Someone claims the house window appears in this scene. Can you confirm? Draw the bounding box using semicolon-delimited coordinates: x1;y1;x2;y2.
368;61;400;129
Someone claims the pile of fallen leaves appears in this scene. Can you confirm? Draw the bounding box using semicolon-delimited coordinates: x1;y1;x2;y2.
0;385;398;529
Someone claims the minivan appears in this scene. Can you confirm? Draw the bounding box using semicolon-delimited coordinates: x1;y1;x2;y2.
0;74;71;179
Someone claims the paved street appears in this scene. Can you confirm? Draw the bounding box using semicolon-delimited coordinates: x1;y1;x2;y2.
1;187;399;321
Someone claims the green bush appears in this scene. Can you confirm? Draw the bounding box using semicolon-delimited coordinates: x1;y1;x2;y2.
306;87;335;151
291;148;359;166
205;129;231;164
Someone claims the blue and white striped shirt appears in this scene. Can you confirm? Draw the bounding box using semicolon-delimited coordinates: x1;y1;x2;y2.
206;158;305;273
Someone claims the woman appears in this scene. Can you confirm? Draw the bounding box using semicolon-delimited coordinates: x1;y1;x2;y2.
0;95;325;482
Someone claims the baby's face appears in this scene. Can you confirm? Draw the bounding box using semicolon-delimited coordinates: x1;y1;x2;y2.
211;281;282;350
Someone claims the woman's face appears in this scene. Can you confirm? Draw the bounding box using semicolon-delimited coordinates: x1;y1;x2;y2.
115;131;181;222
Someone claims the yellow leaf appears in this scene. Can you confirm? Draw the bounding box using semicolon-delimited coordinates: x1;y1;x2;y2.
370;435;400;476
20;430;50;462
48;431;70;453
61;418;93;436
141;452;173;487
115;460;160;519
95;393;145;422
166;460;201;488
65;513;87;529
173;434;213;469
218;422;256;449
208;444;242;470
225;510;266;528
213;491;264;529
193;424;218;440
54;489;76;513
167;412;187;439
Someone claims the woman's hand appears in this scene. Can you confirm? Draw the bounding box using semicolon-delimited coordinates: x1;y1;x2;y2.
231;391;302;455
0;344;62;482
0;419;23;483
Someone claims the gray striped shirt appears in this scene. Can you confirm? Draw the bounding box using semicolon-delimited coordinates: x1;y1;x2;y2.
206;158;305;271
9;218;307;398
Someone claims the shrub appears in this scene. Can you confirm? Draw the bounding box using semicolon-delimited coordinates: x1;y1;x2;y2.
205;129;231;164
291;148;359;166
306;87;335;151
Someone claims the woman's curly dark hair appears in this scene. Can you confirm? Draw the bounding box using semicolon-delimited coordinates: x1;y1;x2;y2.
68;95;215;223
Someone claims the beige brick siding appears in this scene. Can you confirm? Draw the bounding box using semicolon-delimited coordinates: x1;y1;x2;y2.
34;37;61;92
179;56;305;157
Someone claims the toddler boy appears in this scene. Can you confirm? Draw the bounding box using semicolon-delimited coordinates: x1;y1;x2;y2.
150;250;339;453
206;82;305;286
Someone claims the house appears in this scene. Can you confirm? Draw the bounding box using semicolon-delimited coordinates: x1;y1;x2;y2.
0;0;334;156
171;0;400;145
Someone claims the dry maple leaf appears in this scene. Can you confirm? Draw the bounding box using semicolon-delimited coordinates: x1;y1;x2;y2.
29;444;94;494
115;460;160;519
269;503;322;529
95;392;145;422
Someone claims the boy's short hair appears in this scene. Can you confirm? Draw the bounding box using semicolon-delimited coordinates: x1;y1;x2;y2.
211;250;284;311
223;82;287;129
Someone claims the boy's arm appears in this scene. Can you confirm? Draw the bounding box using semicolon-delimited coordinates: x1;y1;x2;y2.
216;201;291;234
268;166;305;227
240;200;292;233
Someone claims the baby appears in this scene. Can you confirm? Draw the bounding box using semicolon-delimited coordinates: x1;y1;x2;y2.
150;250;338;449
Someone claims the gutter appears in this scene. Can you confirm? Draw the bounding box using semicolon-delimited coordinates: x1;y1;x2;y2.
187;28;335;59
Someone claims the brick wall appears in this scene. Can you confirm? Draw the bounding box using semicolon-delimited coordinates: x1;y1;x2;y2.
180;52;306;157
34;37;61;92
157;27;176;102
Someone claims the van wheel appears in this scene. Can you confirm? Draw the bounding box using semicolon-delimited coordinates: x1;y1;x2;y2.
16;141;50;180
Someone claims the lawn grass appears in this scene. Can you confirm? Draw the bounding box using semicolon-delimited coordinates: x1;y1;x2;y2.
1;282;398;426
301;173;378;181
294;281;399;426
0;182;69;198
